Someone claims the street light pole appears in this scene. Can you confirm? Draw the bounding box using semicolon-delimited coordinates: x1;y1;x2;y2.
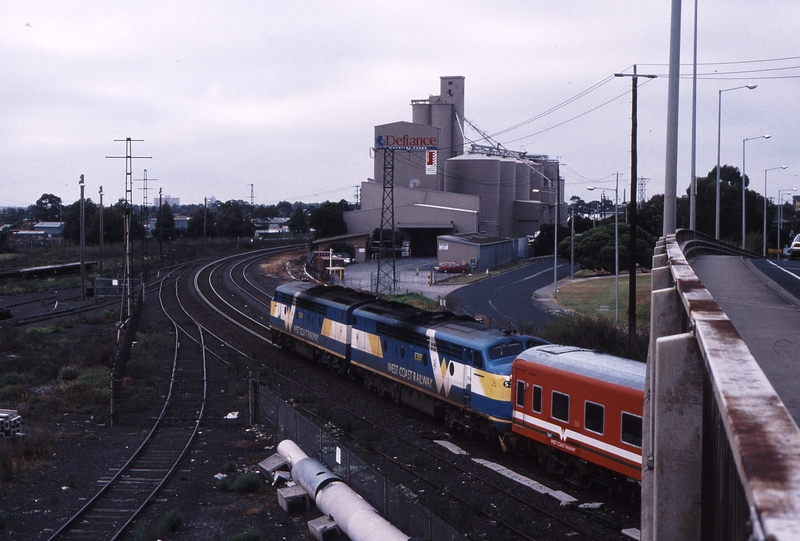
742;135;771;249
778;188;797;257
716;84;757;239
98;185;104;278
79;175;86;301
763;166;788;257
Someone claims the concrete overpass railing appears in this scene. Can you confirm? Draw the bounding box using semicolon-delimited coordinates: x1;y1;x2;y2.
642;233;800;540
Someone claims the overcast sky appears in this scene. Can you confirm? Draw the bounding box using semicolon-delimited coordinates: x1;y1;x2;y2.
2;1;798;212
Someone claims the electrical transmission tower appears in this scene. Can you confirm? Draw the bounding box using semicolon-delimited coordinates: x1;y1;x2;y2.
376;148;396;296
638;177;649;209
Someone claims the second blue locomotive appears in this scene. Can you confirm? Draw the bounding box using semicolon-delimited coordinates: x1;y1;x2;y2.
269;281;547;437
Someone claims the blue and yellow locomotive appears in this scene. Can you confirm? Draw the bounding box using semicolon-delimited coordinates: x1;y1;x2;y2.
269;281;547;438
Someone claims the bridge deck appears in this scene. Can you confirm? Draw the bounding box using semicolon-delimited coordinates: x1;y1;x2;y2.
691;255;800;426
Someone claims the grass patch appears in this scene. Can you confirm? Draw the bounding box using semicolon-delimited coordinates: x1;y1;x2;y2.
386;292;438;311
0;430;57;484
228;530;262;541
554;274;651;328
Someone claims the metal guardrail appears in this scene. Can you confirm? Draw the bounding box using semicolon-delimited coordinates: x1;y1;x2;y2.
674;228;763;259
642;233;800;540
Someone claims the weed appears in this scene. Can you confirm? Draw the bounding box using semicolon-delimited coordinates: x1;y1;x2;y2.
223;460;237;473
216;476;232;491
232;472;263;494
59;366;79;381
0;430;56;482
156;507;182;536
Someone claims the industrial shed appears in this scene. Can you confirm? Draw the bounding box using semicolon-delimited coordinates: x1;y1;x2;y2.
435;233;518;272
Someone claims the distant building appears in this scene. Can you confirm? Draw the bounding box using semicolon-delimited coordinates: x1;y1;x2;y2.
32;222;64;237
152;195;181;207
174;215;189;230
343;76;564;260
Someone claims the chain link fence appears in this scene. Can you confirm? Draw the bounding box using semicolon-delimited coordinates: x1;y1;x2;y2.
251;374;467;541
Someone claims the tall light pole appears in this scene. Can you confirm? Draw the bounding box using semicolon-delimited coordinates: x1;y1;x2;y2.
763;165;788;256
79;175;86;301
742;135;771;248
588;174;619;324
98;185;104;277
716;84;757;239
778;188;797;257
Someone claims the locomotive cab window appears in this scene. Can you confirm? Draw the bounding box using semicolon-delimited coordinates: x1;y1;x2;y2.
532;385;542;414
552;391;569;423
468;349;482;368
584;401;604;434
515;381;525;408
621;412;643;448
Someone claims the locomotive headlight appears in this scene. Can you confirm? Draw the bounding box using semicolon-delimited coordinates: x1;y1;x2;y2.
503;381;512;388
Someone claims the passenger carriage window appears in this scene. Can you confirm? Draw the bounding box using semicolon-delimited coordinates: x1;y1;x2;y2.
585;402;604;434
515;381;525;407
621;412;643;448
552;391;569;423
532;386;542;414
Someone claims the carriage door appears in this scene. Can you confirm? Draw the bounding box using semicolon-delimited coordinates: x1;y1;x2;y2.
462;348;476;407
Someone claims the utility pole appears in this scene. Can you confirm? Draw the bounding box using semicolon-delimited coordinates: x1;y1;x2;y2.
615;65;656;339
136;169;156;277
106;138;151;323
98;185;104;277
158;188;163;259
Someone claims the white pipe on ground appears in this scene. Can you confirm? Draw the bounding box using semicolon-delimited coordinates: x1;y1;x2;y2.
276;439;413;541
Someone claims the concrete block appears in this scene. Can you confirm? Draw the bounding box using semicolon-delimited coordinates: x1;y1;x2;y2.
277;484;310;514
308;515;341;540
259;453;288;475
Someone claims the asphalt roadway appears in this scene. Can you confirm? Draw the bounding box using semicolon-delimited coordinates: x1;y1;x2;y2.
692;255;800;426
338;256;573;334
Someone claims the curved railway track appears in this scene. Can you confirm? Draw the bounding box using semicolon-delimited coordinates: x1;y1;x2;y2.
46;267;208;541
184;252;633;541
43;246;633;540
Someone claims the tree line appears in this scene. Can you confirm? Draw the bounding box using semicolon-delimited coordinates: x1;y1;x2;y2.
0;195;356;250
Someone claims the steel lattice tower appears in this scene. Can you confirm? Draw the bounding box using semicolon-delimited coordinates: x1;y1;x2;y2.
376;148;396;295
638;177;649;209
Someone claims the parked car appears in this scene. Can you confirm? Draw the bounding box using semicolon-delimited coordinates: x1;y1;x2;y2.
789;234;800;260
434;261;469;273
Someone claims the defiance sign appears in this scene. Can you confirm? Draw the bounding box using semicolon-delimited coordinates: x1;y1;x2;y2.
375;134;437;150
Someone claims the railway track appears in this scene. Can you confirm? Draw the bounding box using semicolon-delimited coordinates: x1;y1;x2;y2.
183;251;636;541
46;267;208;541
42;246;634;540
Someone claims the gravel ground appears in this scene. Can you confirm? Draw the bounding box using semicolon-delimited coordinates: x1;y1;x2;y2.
0;259;317;541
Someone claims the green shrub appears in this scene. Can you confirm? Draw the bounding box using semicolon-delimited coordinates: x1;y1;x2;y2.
59;366;78;381
232;472;263;494
538;312;649;362
223;460;237;473
156;507;182;536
